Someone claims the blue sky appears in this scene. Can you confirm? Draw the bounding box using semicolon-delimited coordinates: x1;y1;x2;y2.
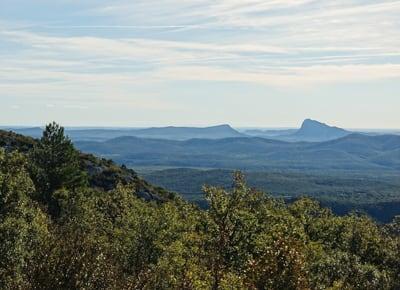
1;0;400;128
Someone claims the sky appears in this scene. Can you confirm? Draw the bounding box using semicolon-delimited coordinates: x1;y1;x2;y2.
0;0;400;128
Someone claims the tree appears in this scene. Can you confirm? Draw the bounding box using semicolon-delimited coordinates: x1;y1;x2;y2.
0;150;50;289
29;122;87;216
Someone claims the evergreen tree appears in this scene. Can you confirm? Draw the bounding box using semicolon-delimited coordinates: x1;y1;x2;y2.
29;122;87;216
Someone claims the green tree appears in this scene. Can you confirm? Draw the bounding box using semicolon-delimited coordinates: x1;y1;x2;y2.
30;122;87;216
145;201;211;289
0;150;50;289
203;172;309;289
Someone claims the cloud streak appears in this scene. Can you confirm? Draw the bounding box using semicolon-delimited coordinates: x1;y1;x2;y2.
1;0;400;126
1;27;400;88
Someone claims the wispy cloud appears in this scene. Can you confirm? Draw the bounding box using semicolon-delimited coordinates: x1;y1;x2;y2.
1;0;400;126
1;26;399;90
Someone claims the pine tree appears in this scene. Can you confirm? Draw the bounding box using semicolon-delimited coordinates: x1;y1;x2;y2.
29;122;87;216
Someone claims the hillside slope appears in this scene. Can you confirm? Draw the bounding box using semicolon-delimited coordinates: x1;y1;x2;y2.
0;130;173;201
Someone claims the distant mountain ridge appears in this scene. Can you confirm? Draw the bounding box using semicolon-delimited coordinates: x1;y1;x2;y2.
127;124;244;140
244;119;351;142
291;119;350;141
75;133;400;171
11;124;245;141
9;120;396;143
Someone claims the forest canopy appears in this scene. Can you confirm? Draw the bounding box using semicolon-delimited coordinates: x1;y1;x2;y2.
0;123;399;289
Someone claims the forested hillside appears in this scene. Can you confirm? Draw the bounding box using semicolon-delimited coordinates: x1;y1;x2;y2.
0;123;399;289
142;168;400;222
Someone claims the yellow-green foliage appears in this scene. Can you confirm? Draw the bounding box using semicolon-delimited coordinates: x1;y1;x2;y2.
0;150;50;289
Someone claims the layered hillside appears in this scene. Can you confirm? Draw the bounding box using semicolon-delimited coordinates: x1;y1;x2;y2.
75;133;400;171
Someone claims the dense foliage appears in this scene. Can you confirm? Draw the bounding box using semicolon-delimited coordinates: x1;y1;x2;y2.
0;124;399;289
142;168;400;222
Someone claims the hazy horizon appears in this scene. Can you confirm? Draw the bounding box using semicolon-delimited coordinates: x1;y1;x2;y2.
1;122;400;131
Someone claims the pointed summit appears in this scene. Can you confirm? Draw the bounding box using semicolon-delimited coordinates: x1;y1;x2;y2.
301;119;334;130
293;119;350;141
